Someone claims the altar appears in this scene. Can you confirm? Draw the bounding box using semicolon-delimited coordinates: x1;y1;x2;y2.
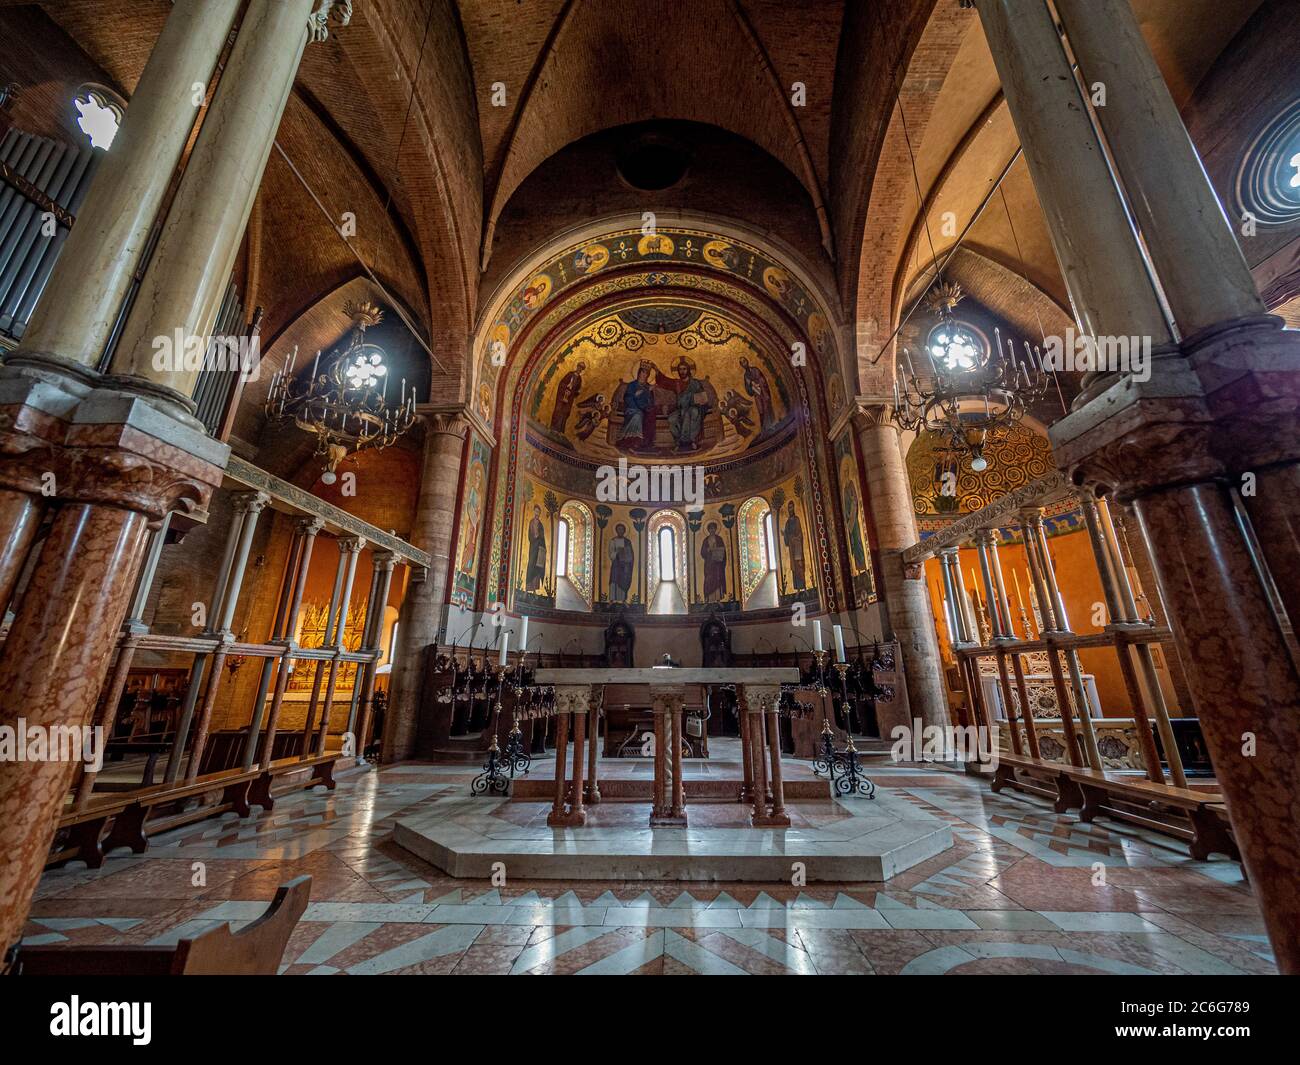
392;666;955;882
533;667;798;829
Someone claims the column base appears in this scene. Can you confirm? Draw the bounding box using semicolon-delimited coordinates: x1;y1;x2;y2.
750;812;791;828
650;810;688;828
584;786;601;805
547;808;587;828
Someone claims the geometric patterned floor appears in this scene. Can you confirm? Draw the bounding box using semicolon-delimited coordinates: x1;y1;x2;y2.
24;749;1277;975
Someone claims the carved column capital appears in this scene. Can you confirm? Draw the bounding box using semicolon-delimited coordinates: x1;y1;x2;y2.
421;407;472;440
649;685;687;715
851;399;897;434
337;535;367;555
231;489;271;516
307;0;351;43
554;684;601;716
297;516;326;537
372;549;400;573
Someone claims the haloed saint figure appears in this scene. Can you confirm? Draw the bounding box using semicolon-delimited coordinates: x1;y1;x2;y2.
608;522;634;604
700;520;727;602
525;506;547;592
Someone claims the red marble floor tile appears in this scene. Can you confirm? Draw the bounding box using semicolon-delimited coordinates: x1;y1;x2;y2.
848;929;936;975
452;943;527;974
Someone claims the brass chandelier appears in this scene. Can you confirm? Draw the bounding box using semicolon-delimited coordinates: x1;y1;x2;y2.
891;282;1047;471
265;300;416;484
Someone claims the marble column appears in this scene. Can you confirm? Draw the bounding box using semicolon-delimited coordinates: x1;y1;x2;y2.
649;685;687;827
384;411;469;763
0;0;240;607
546;685;595;827
972;0;1172;350
763;694;790;827
167;490;269;781
352;550;398;764
22;0;242;368
73;515;173;804
110;0;320;393
1052;0;1264;337
854;403;949;731
316;536;364;756
0;395;225;953
585;704;601;804
256;518;323;768
939;547;973;645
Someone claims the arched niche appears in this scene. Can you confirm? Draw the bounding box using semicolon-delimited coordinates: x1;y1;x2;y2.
738;495;776;610
557;499;595;611
646;509;687;615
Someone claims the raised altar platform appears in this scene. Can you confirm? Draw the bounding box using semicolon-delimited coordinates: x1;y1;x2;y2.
393;737;954;882
393;789;952;882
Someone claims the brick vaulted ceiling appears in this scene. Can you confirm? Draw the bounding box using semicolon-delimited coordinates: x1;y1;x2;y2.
21;0;1270;400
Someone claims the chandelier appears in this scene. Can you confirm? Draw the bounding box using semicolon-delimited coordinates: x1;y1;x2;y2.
891;282;1047;471
265;300;416;484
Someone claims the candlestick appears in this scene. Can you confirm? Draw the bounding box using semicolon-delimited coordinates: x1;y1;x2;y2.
498;628;509;666
519;616;529;658
813;619;823;652
833;624;846;663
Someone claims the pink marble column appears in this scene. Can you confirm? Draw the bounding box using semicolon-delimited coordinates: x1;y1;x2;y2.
764;697;790;827
649;686;687;827
585;704;601;805
854;404;949;732
0;404;222;952
547;710;570;828
1131;480;1300;972
0;490;42;611
384;411;469;762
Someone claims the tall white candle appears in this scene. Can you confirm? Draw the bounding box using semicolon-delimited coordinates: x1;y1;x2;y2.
519;616;529;656
833;624;846;663
498;628;509;666
813;619;823;652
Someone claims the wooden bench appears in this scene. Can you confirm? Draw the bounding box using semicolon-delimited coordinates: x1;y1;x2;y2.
102;734;174;787
247;752;339;812
1061;766;1239;861
989;753;1084;813
17;876;311;975
49;794;139;869
98;767;263;858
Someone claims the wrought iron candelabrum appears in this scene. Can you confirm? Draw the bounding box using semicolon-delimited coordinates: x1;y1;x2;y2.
812;718;838;777
830;733;876;798
502;717;531;778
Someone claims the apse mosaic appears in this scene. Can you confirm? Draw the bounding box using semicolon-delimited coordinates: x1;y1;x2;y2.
477;227;840;426
527;308;792;465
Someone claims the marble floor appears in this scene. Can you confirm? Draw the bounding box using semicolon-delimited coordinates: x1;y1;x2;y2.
22;749;1277;975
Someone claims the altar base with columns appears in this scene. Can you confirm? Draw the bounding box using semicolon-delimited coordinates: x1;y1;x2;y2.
392;667;953;882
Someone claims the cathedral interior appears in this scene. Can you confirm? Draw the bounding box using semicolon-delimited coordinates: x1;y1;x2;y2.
0;0;1298;991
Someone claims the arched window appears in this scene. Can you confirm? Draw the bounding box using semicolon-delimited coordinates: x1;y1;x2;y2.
738;496;776;608
658;525;677;581
555;518;570;578
646;509;687;615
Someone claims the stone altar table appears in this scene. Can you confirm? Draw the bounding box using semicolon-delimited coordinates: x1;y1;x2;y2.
535;667;798;829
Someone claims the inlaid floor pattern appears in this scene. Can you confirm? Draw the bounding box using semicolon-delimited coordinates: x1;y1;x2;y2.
25;755;1276;975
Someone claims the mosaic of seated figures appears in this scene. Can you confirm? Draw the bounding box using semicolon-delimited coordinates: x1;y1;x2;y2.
530;307;794;465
